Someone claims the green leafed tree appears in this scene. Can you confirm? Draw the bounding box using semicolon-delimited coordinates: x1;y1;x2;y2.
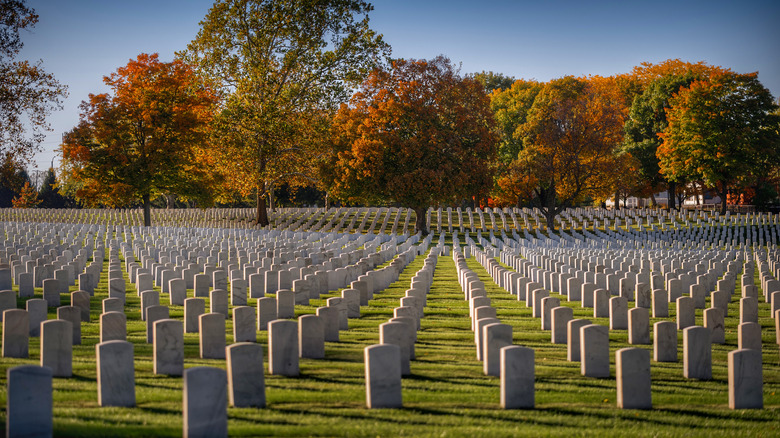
181;0;390;226
658;71;780;214
0;0;67;167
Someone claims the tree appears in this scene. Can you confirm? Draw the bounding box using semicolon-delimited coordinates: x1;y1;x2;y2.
658;71;780;214
622;60;730;209
11;181;38;207
489;79;543;205
0;0;67;167
38;167;69;208
324;56;498;235
182;0;390;226
515;75;627;230
471;71;516;94
59;53;217;226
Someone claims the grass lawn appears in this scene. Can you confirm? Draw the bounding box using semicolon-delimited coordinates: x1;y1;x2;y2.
1;244;779;437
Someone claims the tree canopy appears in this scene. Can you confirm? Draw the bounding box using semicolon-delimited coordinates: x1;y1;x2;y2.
658;71;780;213
0;0;67;166
514;75;628;229
182;0;390;226
324;56;498;235
59;53;217;226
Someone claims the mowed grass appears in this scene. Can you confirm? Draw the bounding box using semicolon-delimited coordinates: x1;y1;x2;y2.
0;248;779;437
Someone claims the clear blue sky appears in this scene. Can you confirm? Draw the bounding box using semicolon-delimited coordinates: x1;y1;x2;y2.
19;0;780;172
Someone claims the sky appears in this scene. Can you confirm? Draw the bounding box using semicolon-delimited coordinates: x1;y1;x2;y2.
17;0;780;173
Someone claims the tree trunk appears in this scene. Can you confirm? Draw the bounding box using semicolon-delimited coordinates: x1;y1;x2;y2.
165;194;175;209
325;192;330;210
720;181;728;215
614;189;620;210
650;192;657;207
413;206;429;236
268;186;275;212
545;211;556;231
667;182;677;210
142;193;151;227
255;188;269;227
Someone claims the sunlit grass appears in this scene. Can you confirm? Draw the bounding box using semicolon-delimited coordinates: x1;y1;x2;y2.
0;245;778;437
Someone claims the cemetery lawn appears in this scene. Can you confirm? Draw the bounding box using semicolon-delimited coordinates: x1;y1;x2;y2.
1;247;779;437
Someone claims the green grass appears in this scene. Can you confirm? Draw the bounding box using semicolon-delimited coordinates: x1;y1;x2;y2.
1;248;779;437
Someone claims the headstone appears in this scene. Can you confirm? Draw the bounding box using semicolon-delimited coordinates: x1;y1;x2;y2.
153;319;184;376
210;289;229;317
256;296;277;330
199;313;226;359
628;307;650;345
276;289;295;319
233;306;256;343
704;307;725;344
728;349;763;409
6;365;53;437
42;278;60;307
652;289;668;317
102;297;123;313
483;323;513;377
2;309;29;358
740;297;758;324
593;289;610;318
184;298;206;333
231;278;247;306
500;345;534;409
676;296;695;330
100;311;127;343
140;290;160;321
364;344;402;409
567;319;590;361
26;298;46;337
183;367;228;438
609;296;628;330
683;326;712;379
342;288;361;318
380;321;411;376
738;322;761;351
268;320;299;376
41;319;72;377
551;306;573;344
96;340;135;407
227;343;265;408
654;321;677;362
71;291;90;322
616;347;651;409
57;306;82;345
540;297;560;330
317;306;339;342
299;314;325;359
169;278;187;306
580;324;609;378
145;305;170;344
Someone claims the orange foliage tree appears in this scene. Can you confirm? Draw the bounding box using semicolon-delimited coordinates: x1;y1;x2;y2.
59;53;217;226
323;56;498;235
658;71;780;214
11;181;39;208
516;75;628;229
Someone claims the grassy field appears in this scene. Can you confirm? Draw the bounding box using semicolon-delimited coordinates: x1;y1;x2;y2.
1;247;779;437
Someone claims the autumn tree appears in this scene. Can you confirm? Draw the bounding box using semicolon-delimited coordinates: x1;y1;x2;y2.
515;75;627;230
182;0;390;226
11;180;39;208
471;71;516;94
324;56;498;235
0;0;67;167
658;71;780;214
622;60;730;209
489;79;543;205
60;53;217;226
